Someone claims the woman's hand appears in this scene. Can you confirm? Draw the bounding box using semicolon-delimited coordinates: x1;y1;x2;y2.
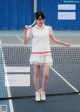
24;25;29;33
63;43;71;46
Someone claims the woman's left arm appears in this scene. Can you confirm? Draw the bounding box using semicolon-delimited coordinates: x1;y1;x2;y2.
50;35;71;46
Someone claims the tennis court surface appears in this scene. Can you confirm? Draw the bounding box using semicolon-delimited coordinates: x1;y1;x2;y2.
0;34;80;112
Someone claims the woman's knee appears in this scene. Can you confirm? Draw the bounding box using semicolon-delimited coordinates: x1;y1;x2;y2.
33;65;40;77
44;73;49;79
34;71;40;77
43;65;49;79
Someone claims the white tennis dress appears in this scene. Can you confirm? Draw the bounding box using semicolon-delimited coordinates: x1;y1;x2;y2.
26;24;53;66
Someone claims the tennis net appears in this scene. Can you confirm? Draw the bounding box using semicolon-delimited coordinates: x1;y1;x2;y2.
0;44;80;99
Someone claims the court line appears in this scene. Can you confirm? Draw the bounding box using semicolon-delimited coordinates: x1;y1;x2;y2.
50;66;80;95
0;39;14;112
16;35;24;43
16;35;32;50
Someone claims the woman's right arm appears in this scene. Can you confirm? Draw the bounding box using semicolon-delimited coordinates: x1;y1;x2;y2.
24;26;30;44
24;30;30;44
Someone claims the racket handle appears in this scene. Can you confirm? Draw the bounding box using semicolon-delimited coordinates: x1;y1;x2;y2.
24;21;35;30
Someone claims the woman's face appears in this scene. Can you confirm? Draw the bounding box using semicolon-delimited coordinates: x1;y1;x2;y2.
36;16;45;26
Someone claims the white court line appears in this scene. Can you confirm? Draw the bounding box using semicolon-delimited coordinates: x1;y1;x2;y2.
5;74;30;87
50;66;80;95
16;35;32;50
16;35;24;43
5;66;30;73
0;39;14;112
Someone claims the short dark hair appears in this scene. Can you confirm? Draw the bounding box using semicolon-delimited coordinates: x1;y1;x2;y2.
35;11;45;20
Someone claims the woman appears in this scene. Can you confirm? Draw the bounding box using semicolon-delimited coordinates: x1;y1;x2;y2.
24;11;71;101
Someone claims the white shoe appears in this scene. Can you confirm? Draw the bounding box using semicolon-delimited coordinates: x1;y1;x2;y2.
35;91;41;101
40;91;46;101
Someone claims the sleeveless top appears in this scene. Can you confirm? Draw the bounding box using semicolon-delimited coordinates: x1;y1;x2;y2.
26;24;53;55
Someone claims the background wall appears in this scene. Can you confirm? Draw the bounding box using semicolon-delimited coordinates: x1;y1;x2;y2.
0;0;80;30
0;0;34;30
37;0;80;30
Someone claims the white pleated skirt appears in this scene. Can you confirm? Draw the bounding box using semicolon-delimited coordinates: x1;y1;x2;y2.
29;54;53;66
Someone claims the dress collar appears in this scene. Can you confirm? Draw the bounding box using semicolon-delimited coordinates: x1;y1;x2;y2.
35;24;45;30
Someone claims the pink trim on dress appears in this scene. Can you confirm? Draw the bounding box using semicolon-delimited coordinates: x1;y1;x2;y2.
32;51;51;54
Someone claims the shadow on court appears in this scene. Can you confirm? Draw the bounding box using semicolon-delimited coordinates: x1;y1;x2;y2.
12;95;80;112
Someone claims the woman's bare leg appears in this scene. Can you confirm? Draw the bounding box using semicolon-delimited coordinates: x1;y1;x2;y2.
41;64;49;91
33;64;40;91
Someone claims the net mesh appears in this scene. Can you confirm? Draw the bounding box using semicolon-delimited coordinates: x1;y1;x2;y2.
0;44;80;99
